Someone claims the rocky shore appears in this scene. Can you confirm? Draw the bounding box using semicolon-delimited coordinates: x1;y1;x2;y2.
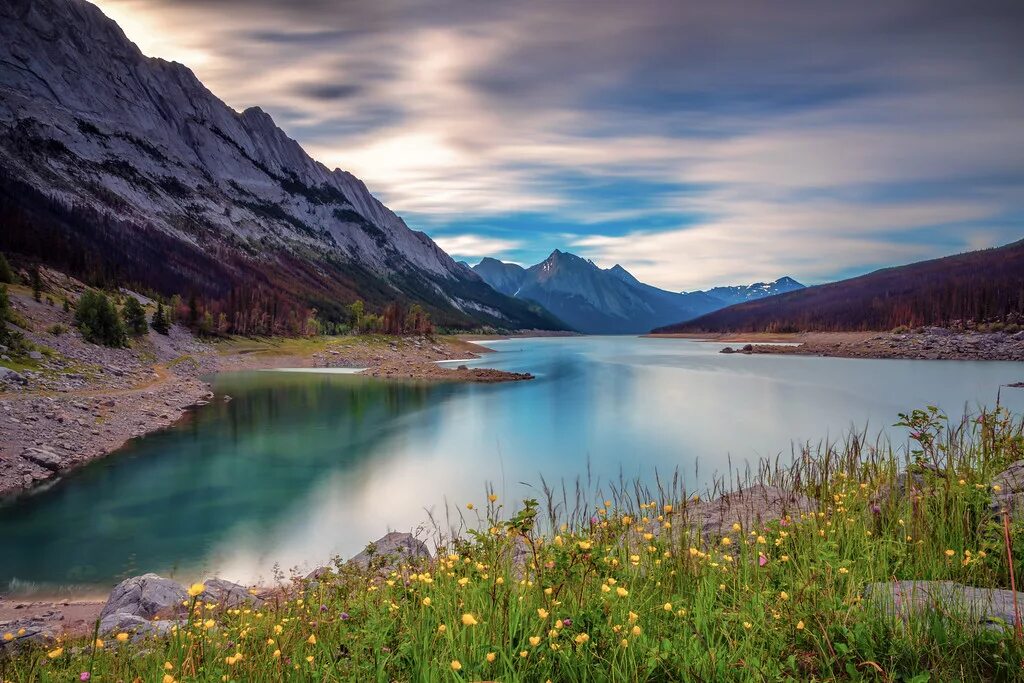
709;328;1024;361
0;280;532;501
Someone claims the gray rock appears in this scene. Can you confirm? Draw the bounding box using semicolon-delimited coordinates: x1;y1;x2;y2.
349;532;432;571
97;612;178;639
0;367;27;385
100;573;188;620
200;578;263;609
0;616;60;650
21;446;63;472
686;484;817;539
27;351;43;360
991;460;1024;513
865;580;1024;630
719;346;735;354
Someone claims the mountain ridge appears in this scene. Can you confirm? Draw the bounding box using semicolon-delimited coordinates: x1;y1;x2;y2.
0;0;563;332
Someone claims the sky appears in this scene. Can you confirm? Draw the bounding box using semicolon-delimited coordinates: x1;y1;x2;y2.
91;0;1024;291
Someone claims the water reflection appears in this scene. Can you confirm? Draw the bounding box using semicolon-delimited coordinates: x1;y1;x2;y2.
1;337;1021;592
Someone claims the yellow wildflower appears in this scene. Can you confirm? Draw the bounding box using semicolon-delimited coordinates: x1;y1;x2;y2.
450;660;462;671
188;583;205;597
115;632;129;643
461;613;478;626
529;636;541;646
307;634;316;645
631;625;641;636
46;647;63;659
537;608;549;619
486;652;496;663
575;633;590;645
438;624;447;633
616;586;628;597
663;602;672;611
796;620;805;630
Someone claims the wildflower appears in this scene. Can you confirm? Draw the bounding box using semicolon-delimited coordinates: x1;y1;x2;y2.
631;625;641;636
2;633;12;642
203;619;215;629
530;636;541;646
307;634;316;645
458;577;470;586
838;567;849;575
80;673;91;681
47;647;64;659
273;649;281;658
756;535;766;544
466;502;474;510
732;522;741;532
461;613;478;626
945;549;955;558
719;584;726;591
621;638;629;648
496;577;505;585
601;584;611;593
188;583;205;597
743;622;752;630
306;655;314;664
274;624;283;634
450;660;462;671
574;633;590;645
163;676;176;683
95;639;104;649
780;591;789;601
537;608;549;619
796;620;805;630
578;541;592;551
438;623;447;633
676;608;687;617
115;632;129;643
994;485;1003;492
616;586;629;597
780;555;790;562
758;554;768;567
563;618;573;627
422;597;432;606
721;536;732;545
164;661;174;670
663;602;672;611
486;652;496;663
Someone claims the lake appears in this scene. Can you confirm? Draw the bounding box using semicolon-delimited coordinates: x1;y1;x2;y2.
2;336;1022;593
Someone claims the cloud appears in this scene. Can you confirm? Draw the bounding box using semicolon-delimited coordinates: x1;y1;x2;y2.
431;234;523;260
89;0;1024;287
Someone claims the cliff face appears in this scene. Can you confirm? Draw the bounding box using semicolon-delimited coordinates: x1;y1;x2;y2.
0;0;561;330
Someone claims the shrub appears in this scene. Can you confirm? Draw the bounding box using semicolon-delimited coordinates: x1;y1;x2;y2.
47;323;68;336
0;253;15;284
74;290;126;347
123;295;148;336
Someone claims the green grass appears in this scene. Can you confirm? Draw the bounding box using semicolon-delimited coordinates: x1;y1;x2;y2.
4;407;1024;681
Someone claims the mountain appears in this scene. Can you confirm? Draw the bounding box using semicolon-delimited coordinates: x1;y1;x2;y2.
473;251;721;333
0;0;563;333
654;240;1024;334
472;257;527;296
700;277;804;307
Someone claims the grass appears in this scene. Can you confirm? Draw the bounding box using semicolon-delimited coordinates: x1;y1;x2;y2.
3;407;1024;681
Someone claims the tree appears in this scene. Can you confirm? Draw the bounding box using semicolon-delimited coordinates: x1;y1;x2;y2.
74;290;127;347
123;296;148;336
0;254;14;284
30;266;42;302
347;299;365;328
0;285;12;346
151;302;170;335
404;304;433;335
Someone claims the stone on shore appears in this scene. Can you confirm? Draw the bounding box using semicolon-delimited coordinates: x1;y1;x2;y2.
97;612;176;640
687;484;817;539
99;573;188;621
349;532;432;571
864;580;1024;630
991;459;1024;512
200;578;263;609
21;446;63;472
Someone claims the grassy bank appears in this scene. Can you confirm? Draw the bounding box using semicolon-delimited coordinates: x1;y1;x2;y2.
4;408;1024;681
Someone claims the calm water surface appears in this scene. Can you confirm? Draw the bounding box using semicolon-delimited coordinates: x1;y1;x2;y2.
2;336;1022;592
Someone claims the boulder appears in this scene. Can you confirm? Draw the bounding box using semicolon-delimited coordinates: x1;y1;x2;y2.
686;484;817;539
99;573;188;621
992;460;1024;512
200;578;263;609
21;446;63;472
719;347;735;354
0;616;60;650
865;580;1024;631
0;367;27;385
349;532;432;571
97;612;177;640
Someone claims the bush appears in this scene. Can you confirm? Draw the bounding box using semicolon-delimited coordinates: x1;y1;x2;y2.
47;323;68;336
123;295;148;336
0;285;12;346
74;290;127;347
0;254;15;284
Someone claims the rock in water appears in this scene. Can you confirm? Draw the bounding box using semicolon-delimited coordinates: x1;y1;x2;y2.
864;581;1024;630
99;574;188;620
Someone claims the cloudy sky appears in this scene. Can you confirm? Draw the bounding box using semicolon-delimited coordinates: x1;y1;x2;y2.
92;0;1023;290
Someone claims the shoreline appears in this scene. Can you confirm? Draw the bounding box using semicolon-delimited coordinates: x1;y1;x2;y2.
646;329;1024;362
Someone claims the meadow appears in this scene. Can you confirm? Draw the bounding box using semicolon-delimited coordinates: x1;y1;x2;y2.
3;406;1024;681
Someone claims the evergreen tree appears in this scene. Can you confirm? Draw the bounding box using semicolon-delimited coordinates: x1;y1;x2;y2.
74;290;127;347
0;254;14;284
123;296;148;336
0;286;12;346
151;302;170;335
30;266;42;302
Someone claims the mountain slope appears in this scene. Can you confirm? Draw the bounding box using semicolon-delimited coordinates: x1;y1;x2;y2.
0;0;562;332
701;277;804;306
655;240;1024;333
474;251;720;333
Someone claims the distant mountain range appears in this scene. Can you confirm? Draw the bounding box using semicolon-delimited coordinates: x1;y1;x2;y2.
655;239;1024;333
0;0;562;333
473;251;803;334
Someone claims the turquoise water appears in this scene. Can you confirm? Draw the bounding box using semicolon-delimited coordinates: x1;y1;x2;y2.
1;336;1022;592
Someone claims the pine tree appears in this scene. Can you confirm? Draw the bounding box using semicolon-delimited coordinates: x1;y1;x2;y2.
74;290;127;347
30;266;42;302
151;302;170;335
123;296;148;336
0;254;14;285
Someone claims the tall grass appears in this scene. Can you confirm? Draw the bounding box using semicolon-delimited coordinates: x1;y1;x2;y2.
3;407;1024;681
